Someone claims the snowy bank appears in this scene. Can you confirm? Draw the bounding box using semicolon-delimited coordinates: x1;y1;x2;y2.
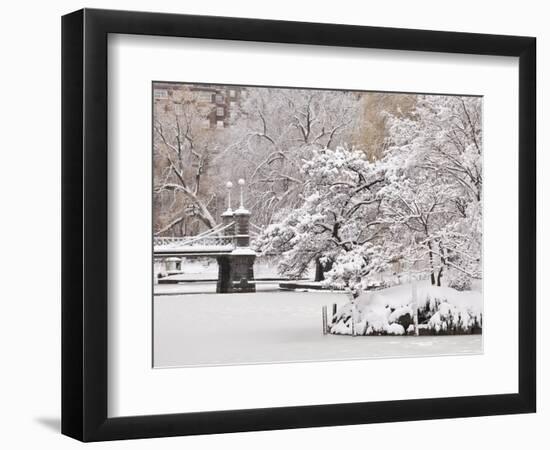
330;282;482;336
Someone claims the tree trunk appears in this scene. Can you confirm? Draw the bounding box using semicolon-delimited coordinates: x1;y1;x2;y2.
436;267;443;287
314;257;333;282
436;242;446;287
427;241;436;285
314;259;324;282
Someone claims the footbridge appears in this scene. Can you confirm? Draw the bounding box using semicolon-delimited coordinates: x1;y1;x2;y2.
154;179;262;293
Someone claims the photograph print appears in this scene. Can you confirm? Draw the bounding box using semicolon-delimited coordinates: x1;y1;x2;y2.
152;82;483;368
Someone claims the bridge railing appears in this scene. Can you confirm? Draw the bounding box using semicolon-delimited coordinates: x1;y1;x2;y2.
154;221;236;248
153;219;266;252
154;235;235;249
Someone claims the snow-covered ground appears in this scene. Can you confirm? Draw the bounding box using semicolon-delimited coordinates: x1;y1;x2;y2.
153;282;482;368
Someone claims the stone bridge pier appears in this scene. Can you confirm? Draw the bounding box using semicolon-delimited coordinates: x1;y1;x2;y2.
216;179;256;293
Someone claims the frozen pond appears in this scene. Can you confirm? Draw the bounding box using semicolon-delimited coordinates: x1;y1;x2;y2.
153;282;482;367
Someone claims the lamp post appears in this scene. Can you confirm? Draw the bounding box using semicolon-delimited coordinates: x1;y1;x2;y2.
221;181;235;237
238;178;245;209
225;181;233;213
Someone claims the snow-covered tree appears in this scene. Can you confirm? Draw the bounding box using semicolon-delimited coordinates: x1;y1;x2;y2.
378;169;459;285
226;88;362;226
258;94;482;292
153;89;228;234
386;95;482;202
382;95;482;286
255;146;387;297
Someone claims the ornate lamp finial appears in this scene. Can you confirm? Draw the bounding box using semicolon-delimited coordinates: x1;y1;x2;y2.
225;181;233;211
238;178;245;209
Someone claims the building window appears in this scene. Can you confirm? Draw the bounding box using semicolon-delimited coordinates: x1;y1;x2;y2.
174;103;184;115
215;94;224;104
229;89;236;98
216;106;224;117
198;91;213;103
216;120;224;129
154;89;168;99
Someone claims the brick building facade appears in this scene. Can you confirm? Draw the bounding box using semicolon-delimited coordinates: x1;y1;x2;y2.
153;82;245;130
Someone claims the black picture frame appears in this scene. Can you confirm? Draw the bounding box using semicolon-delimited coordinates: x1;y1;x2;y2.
61;8;536;442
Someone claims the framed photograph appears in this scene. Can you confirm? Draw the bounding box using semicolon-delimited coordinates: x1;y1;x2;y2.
62;8;536;441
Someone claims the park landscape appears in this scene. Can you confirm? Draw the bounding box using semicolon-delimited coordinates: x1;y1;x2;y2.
152;82;483;367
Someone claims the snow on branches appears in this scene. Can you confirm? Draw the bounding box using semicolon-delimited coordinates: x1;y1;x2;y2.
255;146;388;296
382;95;482;287
153;89;224;234
152;84;482;295
257;94;482;295
227;88;361;225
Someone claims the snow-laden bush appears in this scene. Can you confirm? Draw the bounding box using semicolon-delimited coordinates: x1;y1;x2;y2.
331;298;414;336
422;300;482;334
330;282;482;336
416;294;482;334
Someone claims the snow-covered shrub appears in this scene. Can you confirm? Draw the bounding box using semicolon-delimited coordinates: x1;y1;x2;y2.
416;293;482;335
361;305;409;335
330;282;482;336
331;298;413;336
417;294;441;323
422;301;482;335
